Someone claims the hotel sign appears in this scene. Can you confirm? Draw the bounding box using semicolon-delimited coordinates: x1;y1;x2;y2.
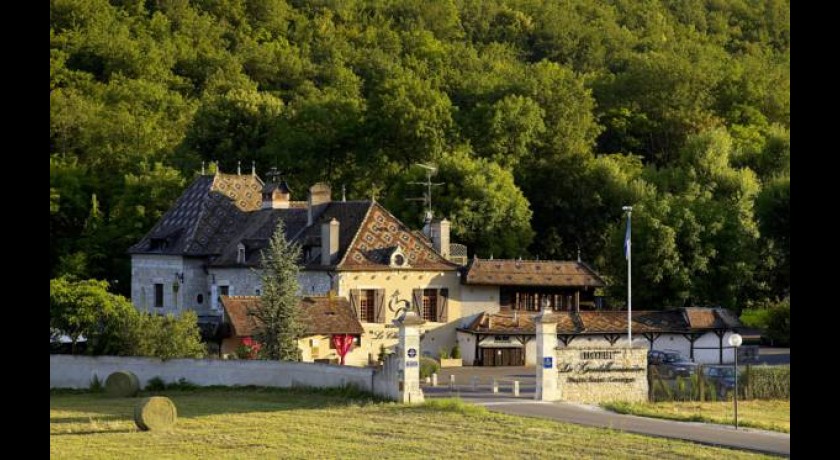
554;347;648;404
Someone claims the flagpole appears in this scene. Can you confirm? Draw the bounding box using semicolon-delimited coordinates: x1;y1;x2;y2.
623;206;633;346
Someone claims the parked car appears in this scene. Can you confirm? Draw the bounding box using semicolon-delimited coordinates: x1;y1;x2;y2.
647;350;698;379
701;365;738;398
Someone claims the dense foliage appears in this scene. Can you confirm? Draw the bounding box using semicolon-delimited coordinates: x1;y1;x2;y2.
50;277;205;358
50;0;789;310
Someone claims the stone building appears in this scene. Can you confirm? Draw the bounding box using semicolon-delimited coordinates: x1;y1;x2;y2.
131;170;740;367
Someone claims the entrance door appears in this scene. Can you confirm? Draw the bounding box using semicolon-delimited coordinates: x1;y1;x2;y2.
481;347;525;366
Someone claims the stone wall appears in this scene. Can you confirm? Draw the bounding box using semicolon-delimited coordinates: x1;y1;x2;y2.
50;355;404;399
555;347;648;404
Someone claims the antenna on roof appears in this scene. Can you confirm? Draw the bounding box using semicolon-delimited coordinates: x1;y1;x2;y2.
405;163;444;223
342;184;347;202
237;160;242;175
201;161;205;175
251;161;256;176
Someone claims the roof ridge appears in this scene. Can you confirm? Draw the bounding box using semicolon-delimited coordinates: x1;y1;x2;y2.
335;201;376;267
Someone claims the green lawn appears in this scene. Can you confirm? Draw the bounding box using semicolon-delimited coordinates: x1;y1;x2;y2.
603;400;790;433
51;388;775;459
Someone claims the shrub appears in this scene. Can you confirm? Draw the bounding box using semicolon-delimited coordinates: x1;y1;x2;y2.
439;347;450;359
419;357;440;379
167;378;199;391
451;343;461;359
145;376;167;392
377;344;387;364
765;299;790;346
89;374;103;393
743;365;790;400
236;337;262;359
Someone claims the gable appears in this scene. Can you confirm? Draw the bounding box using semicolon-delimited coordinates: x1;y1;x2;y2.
337;202;457;271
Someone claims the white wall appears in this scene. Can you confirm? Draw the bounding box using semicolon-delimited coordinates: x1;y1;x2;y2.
50;355;404;400
458;285;500;326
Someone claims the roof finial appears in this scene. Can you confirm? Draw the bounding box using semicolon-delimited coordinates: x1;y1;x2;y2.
237;160;242;175
251;160;256;176
577;246;582;262
489;253;493;260
201;161;205;175
342;184;346;202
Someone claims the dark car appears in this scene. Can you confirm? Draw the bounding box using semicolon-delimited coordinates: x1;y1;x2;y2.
701;366;738;398
648;350;698;379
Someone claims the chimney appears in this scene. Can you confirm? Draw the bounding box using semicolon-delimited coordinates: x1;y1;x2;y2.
307;182;332;225
262;180;291;209
430;218;450;259
321;218;340;266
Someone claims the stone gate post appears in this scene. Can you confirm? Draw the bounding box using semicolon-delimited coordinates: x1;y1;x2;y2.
535;311;560;401
395;311;425;404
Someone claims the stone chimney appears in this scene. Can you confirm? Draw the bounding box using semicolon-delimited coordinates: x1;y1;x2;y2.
321;218;340;266
307;183;332;226
430;218;450;259
262;180;291;209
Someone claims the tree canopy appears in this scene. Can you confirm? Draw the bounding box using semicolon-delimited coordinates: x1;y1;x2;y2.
50;0;790;311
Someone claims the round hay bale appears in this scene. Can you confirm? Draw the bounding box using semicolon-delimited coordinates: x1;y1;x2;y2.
105;370;140;397
134;396;177;431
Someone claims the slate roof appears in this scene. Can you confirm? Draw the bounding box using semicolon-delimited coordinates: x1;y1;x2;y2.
462;308;742;335
131;173;456;271
221;295;364;337
462;258;606;287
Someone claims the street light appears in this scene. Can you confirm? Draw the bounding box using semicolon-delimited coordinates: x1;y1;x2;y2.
729;333;743;429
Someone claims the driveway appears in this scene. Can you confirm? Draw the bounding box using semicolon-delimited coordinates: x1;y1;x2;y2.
422;366;789;456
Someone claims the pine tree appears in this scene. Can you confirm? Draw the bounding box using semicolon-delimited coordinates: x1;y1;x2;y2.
253;220;305;360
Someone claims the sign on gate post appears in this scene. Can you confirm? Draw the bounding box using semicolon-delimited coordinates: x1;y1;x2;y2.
543;357;553;369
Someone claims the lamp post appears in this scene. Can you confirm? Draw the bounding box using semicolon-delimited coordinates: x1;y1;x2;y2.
728;333;743;429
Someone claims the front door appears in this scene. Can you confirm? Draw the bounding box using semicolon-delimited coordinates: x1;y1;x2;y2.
481;347;525;366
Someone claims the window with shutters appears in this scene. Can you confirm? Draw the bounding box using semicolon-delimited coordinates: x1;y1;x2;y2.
359;289;376;323
422;289;438;322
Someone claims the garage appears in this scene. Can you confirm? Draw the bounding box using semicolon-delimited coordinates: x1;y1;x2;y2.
481;347;525;366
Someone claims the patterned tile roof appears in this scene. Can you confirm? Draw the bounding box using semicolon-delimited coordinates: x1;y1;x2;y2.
463;258;606;287
131;175;456;271
462;308;741;335
221;295;364;337
336;202;458;271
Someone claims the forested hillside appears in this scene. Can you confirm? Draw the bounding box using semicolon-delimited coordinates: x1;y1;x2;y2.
50;0;789;311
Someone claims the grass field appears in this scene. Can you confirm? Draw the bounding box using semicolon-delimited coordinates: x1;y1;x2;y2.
603;400;790;433
50;388;775;459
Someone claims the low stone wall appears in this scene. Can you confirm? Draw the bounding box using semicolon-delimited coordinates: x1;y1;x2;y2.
555;347;648;404
50;355;396;398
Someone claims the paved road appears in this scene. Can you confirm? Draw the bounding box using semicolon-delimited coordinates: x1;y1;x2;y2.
423;367;789;457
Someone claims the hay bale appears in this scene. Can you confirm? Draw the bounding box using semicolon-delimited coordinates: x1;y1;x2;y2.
134;396;177;431
105;370;140;397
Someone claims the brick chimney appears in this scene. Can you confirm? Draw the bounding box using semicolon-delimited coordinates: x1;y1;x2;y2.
430;218;450;259
307;183;331;225
321;218;340;266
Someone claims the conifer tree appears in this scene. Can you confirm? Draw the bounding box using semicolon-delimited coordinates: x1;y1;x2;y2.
254;220;304;360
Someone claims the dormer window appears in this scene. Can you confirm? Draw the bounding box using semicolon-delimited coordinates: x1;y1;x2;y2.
237;243;246;264
389;246;410;269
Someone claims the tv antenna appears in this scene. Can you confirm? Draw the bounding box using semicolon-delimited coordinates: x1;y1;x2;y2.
405;163;444;222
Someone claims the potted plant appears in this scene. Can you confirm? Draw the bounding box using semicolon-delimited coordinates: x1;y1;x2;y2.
440;343;463;368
